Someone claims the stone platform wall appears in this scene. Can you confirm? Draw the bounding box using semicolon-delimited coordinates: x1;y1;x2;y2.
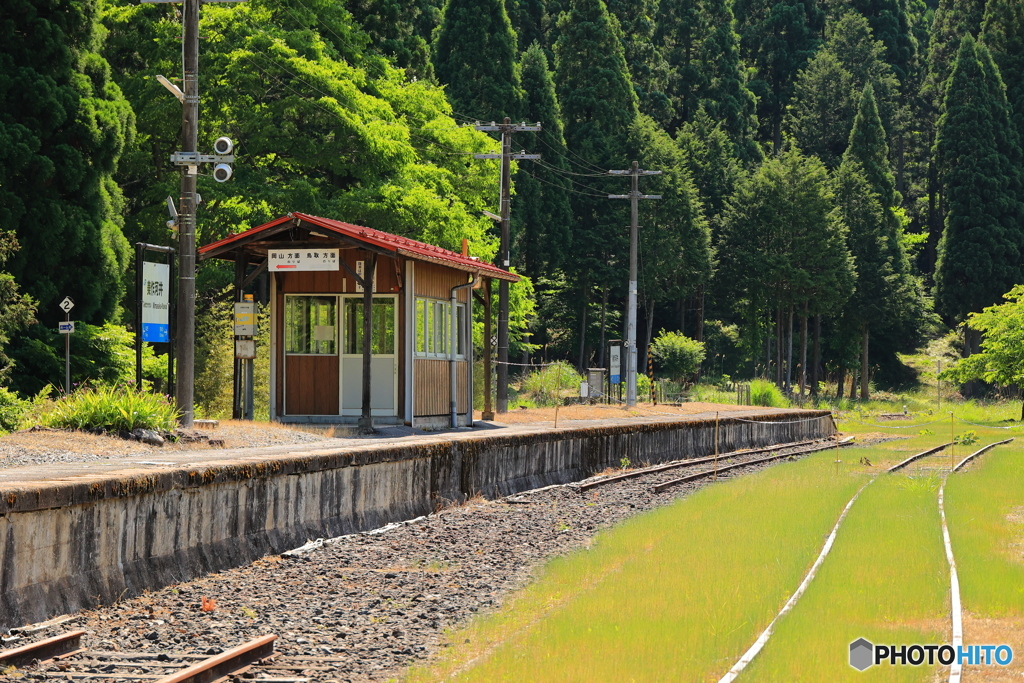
0;411;834;629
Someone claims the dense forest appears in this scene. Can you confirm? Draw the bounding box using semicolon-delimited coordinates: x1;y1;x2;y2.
2;0;1023;409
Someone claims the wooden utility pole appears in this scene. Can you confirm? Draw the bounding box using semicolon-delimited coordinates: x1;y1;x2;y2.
608;161;660;407
474;118;540;413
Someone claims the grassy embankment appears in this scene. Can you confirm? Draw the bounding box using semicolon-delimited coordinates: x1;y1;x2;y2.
405;410;1024;681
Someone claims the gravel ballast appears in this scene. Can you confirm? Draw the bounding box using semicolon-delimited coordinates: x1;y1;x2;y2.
5;442;828;682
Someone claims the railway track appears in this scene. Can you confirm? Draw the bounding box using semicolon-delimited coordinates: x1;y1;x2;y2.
575;437;854;495
0;629;345;682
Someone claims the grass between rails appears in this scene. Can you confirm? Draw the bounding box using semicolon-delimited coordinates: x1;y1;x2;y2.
404;451;867;682
945;438;1024;616
742;472;948;682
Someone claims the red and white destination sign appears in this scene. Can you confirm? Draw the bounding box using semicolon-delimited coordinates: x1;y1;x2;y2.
268;248;340;271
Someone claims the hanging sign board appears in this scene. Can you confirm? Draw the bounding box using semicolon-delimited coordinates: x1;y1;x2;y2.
268;248;339;272
610;345;621;384
142;262;170;342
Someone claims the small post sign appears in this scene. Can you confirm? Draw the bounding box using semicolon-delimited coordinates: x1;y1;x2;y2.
609;345;621;385
268;248;339;271
141;262;171;342
59;296;74;392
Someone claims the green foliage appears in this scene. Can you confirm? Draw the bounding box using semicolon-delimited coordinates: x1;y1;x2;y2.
656;0;759;159
982;0;1024;146
650;330;705;383
513;44;573;277
934;35;1024;322
102;0;502;294
953;429;978;445
945;285;1024;391
735;0;824;151
717;147;854;357
629;114;712;307
0;387;29;433
432;0;523;120
41;385;179;433
517;361;584;407
0;232;36;383
0;0;134;324
788;13;902;168
749;378;789;407
6;322;166;397
348;0;439;79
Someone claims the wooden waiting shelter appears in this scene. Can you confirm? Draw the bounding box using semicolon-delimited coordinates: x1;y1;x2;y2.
198;212;518;428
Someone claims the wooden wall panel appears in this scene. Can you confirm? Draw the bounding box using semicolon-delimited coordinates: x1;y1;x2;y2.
285;355;339;415
414;359;469;416
414;262;471;302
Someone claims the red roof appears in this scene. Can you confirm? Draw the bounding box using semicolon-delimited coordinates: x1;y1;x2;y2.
198;212;519;282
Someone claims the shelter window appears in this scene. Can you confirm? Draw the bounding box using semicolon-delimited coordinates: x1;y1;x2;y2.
285;296;337;355
415;298;466;359
342;297;396;354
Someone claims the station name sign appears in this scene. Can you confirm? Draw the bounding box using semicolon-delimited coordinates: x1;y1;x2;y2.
268;248;340;272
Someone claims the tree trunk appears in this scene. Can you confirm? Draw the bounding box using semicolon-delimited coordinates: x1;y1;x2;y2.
775;306;783;387
597;287;608;367
679;297;686;336
785;304;794;394
837;366;846;400
696;285;705;342
799;304;808;398
359;253;378;433
860;323;870;400
773;110;782;156
811;314;821;397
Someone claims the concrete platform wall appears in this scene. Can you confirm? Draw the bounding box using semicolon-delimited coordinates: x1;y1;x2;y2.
0;412;834;630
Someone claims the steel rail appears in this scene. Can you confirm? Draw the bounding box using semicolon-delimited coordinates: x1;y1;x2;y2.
886;442;953;473
953;438;1014;472
652;437;854;493
577;439;826;492
154;634;277;683
0;629;86;669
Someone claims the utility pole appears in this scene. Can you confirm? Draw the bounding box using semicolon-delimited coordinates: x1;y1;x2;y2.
148;0;240;427
609;161;660;407
474;118;540;413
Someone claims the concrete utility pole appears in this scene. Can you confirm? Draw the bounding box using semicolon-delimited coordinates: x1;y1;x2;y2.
148;0;241;426
474;118;540;413
176;0;200;427
608;161;660;407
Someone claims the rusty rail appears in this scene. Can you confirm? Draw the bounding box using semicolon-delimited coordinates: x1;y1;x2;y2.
953;438;1014;472
886;442;952;473
578;439;826;492
0;629;86;669
155;634;277;683
652;437;854;493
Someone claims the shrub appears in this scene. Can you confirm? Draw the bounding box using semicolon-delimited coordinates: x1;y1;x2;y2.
41;385;179;432
518;361;584;407
650;330;706;383
750;379;789;408
0;387;28;432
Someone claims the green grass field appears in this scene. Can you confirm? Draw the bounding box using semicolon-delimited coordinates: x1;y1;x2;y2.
404;406;1024;682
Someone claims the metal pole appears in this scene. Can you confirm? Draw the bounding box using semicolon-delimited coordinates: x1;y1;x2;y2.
497;118;512;414
626;162;639;406
65;309;71;393
175;0;200;428
135;242;144;388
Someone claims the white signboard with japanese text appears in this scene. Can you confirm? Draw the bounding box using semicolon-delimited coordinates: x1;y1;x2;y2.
268;248;340;272
610;345;621;384
142;262;170;342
